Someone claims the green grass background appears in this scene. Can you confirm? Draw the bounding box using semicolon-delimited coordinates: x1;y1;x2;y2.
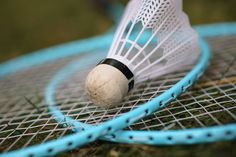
0;0;236;157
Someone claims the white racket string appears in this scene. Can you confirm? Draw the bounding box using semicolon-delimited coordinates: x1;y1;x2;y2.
0;35;234;154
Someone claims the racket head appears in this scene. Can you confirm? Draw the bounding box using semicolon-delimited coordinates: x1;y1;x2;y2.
0;24;210;157
41;23;236;146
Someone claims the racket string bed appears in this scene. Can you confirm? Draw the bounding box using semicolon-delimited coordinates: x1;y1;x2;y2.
0;56;95;152
0;23;236;157
42;32;234;137
49;36;236;133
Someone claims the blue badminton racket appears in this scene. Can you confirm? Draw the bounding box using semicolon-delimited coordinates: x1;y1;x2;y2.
45;22;236;146
2;23;236;156
0;23;209;157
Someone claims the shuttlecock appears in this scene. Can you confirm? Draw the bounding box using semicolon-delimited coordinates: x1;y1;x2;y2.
85;0;200;108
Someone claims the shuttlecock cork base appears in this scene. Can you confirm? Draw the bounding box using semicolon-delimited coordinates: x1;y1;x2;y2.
85;58;134;108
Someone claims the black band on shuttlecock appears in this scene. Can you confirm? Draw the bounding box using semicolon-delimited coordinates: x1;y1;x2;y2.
98;58;134;92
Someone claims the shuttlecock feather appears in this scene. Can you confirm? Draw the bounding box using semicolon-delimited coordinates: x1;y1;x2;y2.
85;0;200;107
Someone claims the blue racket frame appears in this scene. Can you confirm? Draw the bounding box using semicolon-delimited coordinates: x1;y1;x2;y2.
0;23;236;157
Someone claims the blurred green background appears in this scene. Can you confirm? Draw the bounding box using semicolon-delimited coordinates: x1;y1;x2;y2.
0;1;236;157
0;0;236;63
